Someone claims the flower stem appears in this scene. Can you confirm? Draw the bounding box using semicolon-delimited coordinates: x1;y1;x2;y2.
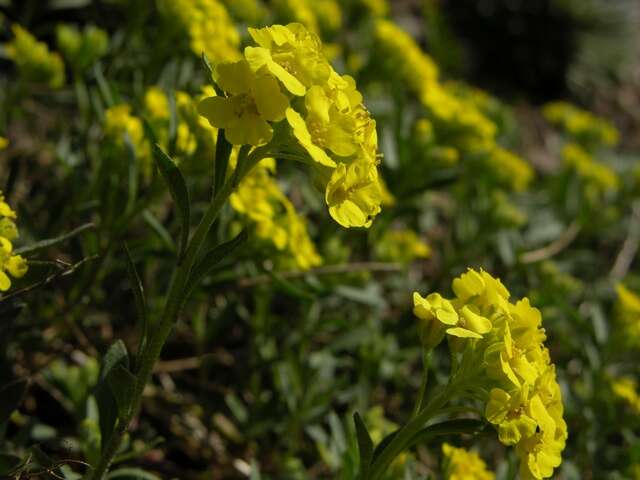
88;148;266;480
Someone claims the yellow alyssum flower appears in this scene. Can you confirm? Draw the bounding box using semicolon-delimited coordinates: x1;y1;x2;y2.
442;443;495;480
104;104;152;176
245;23;331;95
615;284;640;347
610;377;640;414
157;0;240;63
375;228;431;264
198;23;383;229
5;24;65;89
273;0;319;35
562;142;619;194
413;268;566;479
0;137;8;150
198;60;289;146
230;158;322;270
543;101;619;147
325;161;381;228
144;86;171;121
0;192;27;292
485;146;534;192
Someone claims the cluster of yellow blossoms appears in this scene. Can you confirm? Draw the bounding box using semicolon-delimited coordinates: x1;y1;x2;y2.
413;269;567;479
103;104;152;178
543;101;619;147
615;284;640;348
56;24;109;73
373;20;533;192
442;443;494;480
0;193;28;292
561;143;619;196
375;229;431;264
230;158;322;271
157;0;240;63
610;376;640;414
198;23;383;229
5;24;65;89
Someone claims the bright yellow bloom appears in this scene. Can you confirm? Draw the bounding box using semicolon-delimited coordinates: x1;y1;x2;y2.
442;443;495;480
230;158;322;270
562;142;619;194
543;101;619;147
198;60;289;146
246;23;332;95
0;192;27;292
325;161;381;228
5;24;65;89
414;268;566;479
0;137;7;150
157;0;240;63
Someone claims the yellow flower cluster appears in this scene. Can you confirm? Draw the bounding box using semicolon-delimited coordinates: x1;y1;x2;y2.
615;284;640;348
103;104;152;177
157;0;240;63
562;142;619;195
198;23;383;229
5;24;65;89
413;269;567;479
610;377;640;414
375;228;431;264
0;193;28;292
230;158;322;271
543;101;619;147
0;137;8;150
56;24;108;73
374;20;532;191
442;443;495;480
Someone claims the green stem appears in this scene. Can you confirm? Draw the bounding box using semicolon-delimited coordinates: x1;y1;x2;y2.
88;148;267;480
368;384;453;480
412;350;432;418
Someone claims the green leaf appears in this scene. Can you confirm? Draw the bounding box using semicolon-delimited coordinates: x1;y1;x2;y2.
14;223;95;255
152;144;190;261
214;129;232;196
95;340;130;450
107;365;137;419
407;419;487;449
183;230;248;300
354;412;373;478
0;453;24;475
123;243;148;369
0;378;28;425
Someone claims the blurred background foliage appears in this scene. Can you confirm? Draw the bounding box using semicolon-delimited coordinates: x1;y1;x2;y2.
1;0;640;478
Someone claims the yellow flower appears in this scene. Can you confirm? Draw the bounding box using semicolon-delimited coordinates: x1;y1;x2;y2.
0;193;27;292
442;443;495;480
485;146;534;192
375;228;431;264
562;142;619;194
5;24;65;89
104;104;151;176
246;23;332;94
611;377;640;413
144;86;170;121
0;137;8;150
157;0;240;63
325;161;381;228
543;101;619;147
198;60;289;146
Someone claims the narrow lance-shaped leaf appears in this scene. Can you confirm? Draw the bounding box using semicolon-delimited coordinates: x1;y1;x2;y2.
14;223;95;255
152;144;190;261
354;412;374;479
107;365;137;419
123;242;147;371
182;230;248;301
